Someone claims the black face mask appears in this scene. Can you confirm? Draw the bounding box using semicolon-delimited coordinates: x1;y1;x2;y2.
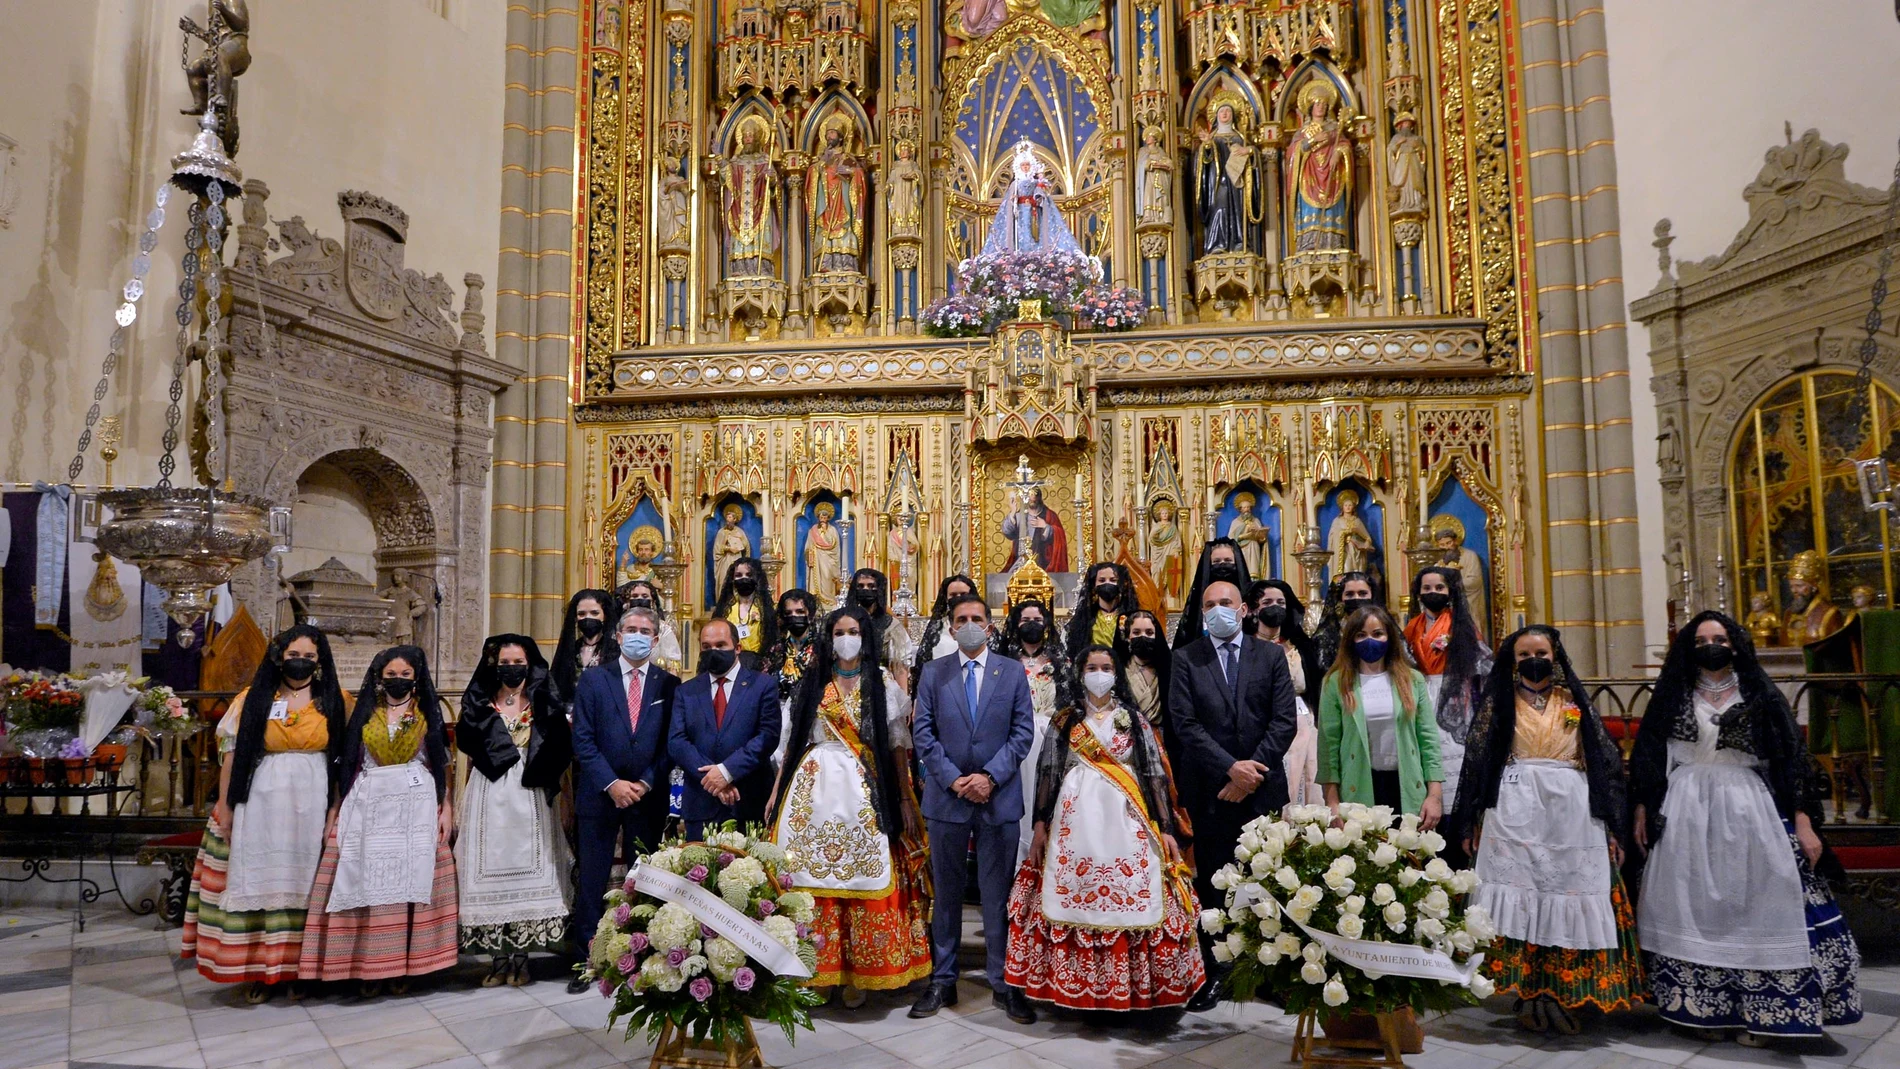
1095;581;1121;603
1517;656;1554;684
698;648;737;677
280;656;317;683
1692;643;1735;671
576;617;605;639
381;677;417;701
626;596;654;609
495;664;530;688
853;588;881;609
1017;620;1047;644
1210;562;1241;583
1256;604;1287;629
781;613;810;636
1128;636;1163;662
1418;591;1451;613
732;576;758;596
1341;597;1372;616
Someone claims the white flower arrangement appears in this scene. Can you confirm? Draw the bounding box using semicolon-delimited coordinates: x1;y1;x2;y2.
1201;802;1496;1016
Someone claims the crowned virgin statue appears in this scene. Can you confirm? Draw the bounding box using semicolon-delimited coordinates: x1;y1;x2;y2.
977;140;1091;261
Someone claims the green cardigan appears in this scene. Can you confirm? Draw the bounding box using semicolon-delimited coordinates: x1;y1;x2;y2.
1316;670;1443;817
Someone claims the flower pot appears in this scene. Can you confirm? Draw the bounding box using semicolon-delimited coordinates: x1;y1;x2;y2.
93;743;127;775
0;755;23;786
1319;1008;1424;1054
59;758;93;786
26;758;50;785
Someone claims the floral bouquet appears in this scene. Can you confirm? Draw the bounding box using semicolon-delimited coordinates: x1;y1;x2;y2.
587;823;824;1048
921;293;997;338
135;683;193;735
955;248;1102;318
1073;284;1149;331
1201;803;1498;1017
4;673;85;733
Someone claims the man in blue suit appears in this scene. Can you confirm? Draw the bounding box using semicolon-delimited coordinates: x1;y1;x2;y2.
570;605;678;992
668;618;780;839
909;593;1037;1024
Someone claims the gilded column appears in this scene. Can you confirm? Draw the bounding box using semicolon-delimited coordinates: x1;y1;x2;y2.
1516;0;1644;674
490;0;582;646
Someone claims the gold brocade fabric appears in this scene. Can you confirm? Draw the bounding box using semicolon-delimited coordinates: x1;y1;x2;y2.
1511;686;1582;766
229;687;333;754
727;601;763;653
781;682;888;887
1091;613;1119;648
363;706;425;767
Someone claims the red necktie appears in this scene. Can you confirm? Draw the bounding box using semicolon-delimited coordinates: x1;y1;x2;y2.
714;676;729;729
626;668;643;735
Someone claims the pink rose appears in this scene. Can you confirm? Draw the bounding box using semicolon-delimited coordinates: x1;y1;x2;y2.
690;976;714;1002
628;932;649;953
612;904;632;926
733;967;757;992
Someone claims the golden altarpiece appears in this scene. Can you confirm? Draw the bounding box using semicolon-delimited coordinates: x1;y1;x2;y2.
563;0;1550;648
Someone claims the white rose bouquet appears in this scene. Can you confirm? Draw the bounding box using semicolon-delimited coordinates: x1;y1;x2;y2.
1202;804;1496;1016
586;822;824;1047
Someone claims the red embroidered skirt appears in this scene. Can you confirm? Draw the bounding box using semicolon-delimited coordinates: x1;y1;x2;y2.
1003;859;1205;1011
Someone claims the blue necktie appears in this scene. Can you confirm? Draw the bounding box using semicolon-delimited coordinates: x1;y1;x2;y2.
964;660;980;728
1221;642;1239;697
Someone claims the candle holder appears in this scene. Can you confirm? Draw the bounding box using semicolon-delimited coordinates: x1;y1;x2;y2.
1293;524;1331;630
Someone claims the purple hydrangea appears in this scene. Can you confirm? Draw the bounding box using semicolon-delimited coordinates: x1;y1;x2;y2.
611;904;632;926
667;946;688;968
616;952;637;974
690;976;714;1002
733;967;756;992
627;932;649;954
687;864;710;883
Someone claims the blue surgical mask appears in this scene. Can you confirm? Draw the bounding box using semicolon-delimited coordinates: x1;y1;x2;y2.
621;632;654;662
1205;605;1242;640
1354;636;1389;665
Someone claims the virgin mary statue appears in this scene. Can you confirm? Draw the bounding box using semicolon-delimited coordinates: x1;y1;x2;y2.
976;141;1093;262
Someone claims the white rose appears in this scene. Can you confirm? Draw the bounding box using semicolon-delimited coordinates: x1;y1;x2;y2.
1455;870;1482;894
1257;941;1284;965
1257;915;1283;938
1383;902;1408;930
1228;904;1252;923
1300;960;1327;984
1304;824;1326;848
1343;895;1366;916
1286;905;1313;925
1322;871;1350;894
1398;812;1421;833
1275;933;1303;957
1275;866;1301;891
1397;868;1425;888
1211;868;1236;891
1250;900;1277;920
1293;885;1324;910
1200;908;1226;934
1240;831;1264;855
1251;853;1276;877
1371;883;1396;906
1302;941;1327;964
1212;939;1235;964
1424;858;1454;882
1226;932;1248;957
1470;973;1496;999
1416;917;1446;941
1450;929;1476;954
1421;831;1447;854
1466;905;1497;944
1329;855;1357;876
1391;829;1421;850
1370;843;1399;868
1423;888;1451;916
1324;827;1350;851
1337;914;1365;939
1323;977;1349;1007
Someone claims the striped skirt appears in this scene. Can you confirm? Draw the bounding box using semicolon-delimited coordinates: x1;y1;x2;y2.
296;834;461;982
180;820;308;984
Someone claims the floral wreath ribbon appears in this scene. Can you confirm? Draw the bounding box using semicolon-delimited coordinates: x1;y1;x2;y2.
1067;722;1197;917
1230;883;1486;987
632;864;814;980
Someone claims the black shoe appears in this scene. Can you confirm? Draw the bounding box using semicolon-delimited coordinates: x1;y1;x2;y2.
909;984;957;1018
995;987;1037;1025
1185;978;1223;1013
566;974;593;995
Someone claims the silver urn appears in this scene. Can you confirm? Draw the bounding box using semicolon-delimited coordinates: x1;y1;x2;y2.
95;486;274;629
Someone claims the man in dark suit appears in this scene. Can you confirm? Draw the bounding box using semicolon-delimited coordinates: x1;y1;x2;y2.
570;604;678;992
909;594;1037;1024
667;618;780;839
1170;578;1300;1009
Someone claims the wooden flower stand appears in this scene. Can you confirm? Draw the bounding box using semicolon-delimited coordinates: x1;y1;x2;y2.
1290;1009;1418;1068
648;1019;767;1069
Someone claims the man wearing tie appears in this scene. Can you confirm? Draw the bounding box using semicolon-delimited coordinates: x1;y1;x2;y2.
909;594;1037;1024
1169;578;1300;1010
570;605;678;992
668;619;781;839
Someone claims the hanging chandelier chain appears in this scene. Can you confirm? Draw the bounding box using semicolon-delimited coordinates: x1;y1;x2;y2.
66;185;172;483
201;182;230;487
157;202;207;489
1848;139;1900;427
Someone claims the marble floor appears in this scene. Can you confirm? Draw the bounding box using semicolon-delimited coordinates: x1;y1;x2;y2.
3;906;1899;1069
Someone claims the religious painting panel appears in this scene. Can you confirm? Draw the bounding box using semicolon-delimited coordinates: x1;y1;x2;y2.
1427;476;1492;641
1316;478;1384;592
794;491;855;602
1217;481;1281;581
613;496;670;592
972;447;1084;581
704;494;764;601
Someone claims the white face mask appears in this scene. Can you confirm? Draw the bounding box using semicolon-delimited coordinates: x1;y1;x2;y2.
954;623;989;653
1205;604;1242;640
1082;670;1117;698
832;634;863;663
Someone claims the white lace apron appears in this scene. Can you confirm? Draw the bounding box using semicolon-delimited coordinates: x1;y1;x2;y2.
222;750;329;912
1039;718;1165;930
1472;759;1615;949
456;759;572;927
328;759;439;912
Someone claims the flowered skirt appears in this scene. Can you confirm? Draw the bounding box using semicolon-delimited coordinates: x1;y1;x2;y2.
180;818;308;984
296;834;460;982
1482;871;1648;1012
1647;827;1863;1037
1003;860;1206;1011
807;826;933;991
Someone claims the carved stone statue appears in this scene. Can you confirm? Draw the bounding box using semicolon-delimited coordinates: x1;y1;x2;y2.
1386;111;1428;218
715;118;780;279
805;501;843;600
179;0;252;155
806;117;869;273
1285;80;1356;253
888;139;924;240
379;570;428;645
1326;488;1374;577
1431;516;1488;631
1136;125;1174;227
1149;498;1183;611
1195;97;1262;256
1227;490;1269;579
657;153;691;249
712;504;754;593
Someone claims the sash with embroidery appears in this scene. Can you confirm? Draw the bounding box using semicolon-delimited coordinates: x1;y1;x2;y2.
1066;721;1195;916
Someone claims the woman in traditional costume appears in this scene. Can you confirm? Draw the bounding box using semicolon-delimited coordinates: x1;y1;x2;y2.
1169;537;1251;650
769;605;931;1007
1404;565;1491;816
550;588;617;713
1066;561;1141;654
995;598;1075;864
1632;611;1862;1045
619;579;684;673
1250;579;1323;809
850;567;915;686
1117;610;1170;728
1454;626;1645;1034
1316;605;1441;826
299;645;459;994
712;557;776;661
768;588;821;772
1005;645;1204;1011
456;634;573;986
183;624;349;1002
910;574;978;694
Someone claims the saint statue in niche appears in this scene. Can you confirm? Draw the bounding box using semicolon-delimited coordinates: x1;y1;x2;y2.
1431;516;1487;630
977;141;1088;260
712;504;753;593
619;526;663;587
716;117;780;278
1195;96;1263;256
1386;111;1429;217
1285;79;1356;253
1326;488;1374;577
1002;487;1069;574
805;501;843;601
1227;490;1269;579
806;116;869;273
1136;125;1174;227
888;139;924;240
1149;498;1183;611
